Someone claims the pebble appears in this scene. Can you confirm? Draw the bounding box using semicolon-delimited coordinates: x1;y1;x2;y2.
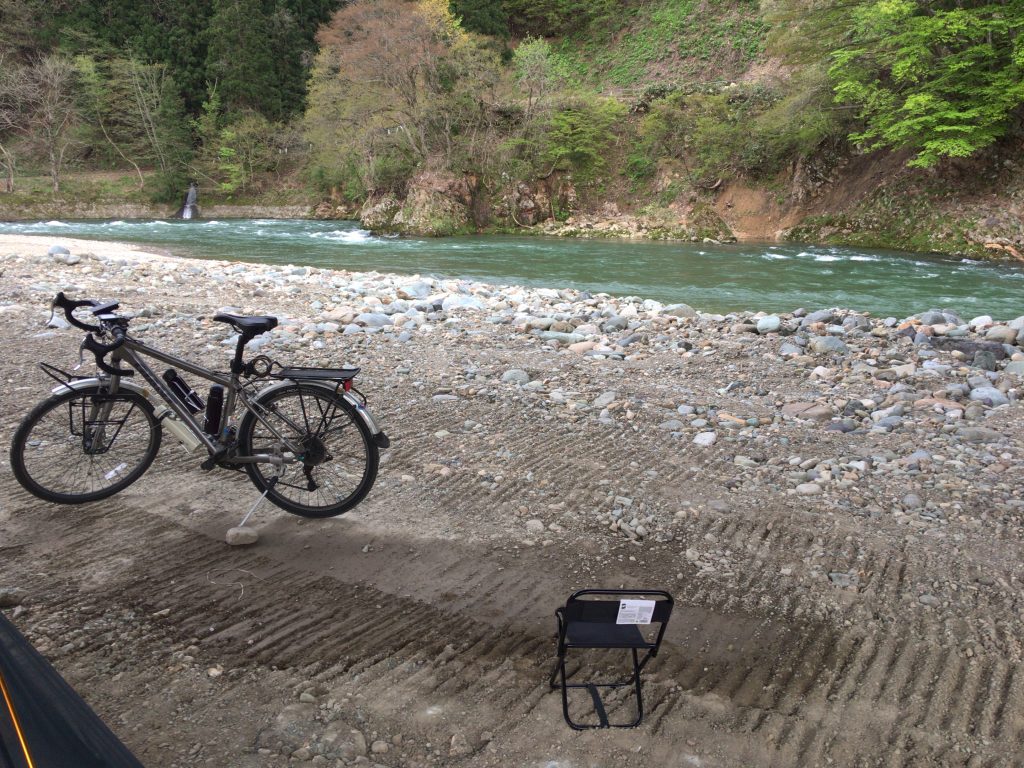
828;572;857;589
985;325;1018;344
902;493;923;510
693;431;717;447
449;732;473;757
796;483;823;495
501;369;530;385
808;336;848;354
756;315;781;334
969;387;1009;407
957;426;1003;443
0;588;25;608
225;527;259;546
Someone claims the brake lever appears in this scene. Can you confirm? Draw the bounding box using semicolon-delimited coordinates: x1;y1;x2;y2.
74;338;86;371
83;333;134;377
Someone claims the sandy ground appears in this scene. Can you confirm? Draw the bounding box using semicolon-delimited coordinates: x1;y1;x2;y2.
1;234;1023;768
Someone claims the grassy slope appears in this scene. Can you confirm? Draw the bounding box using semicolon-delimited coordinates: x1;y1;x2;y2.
556;0;767;90
546;0;1023;257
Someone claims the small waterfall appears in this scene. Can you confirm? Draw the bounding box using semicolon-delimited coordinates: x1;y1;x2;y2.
173;182;200;220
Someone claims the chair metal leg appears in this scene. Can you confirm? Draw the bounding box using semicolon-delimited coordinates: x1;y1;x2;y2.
553;647;650;729
630;647;644;727
548;656;563;689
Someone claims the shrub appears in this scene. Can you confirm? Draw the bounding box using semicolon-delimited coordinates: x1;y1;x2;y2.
541;96;626;182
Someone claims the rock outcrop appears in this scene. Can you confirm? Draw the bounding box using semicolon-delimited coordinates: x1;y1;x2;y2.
359;173;476;236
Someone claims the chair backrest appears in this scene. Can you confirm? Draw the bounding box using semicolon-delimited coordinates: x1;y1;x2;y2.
559;589;673;652
563;589;673;624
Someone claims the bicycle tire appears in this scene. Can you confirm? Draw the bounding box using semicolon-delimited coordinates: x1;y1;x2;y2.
237;383;379;518
10;386;162;504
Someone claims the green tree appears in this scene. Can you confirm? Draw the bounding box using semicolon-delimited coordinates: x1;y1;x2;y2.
449;0;508;37
511;37;575;120
503;0;617;36
122;57;193;200
0;0;47;60
75;55;146;187
212;112;281;193
47;0;342;118
306;0;500;196
541;96;625;181
205;0;283;119
830;0;1024;167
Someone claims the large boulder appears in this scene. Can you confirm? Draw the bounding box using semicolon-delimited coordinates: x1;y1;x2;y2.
359;195;401;230
388;172;473;236
500;176;578;226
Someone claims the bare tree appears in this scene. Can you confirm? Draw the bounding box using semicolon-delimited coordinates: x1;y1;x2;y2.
20;56;79;193
0;52;26;192
314;0;460;162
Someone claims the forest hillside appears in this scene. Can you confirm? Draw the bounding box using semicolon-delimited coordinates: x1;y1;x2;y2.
0;0;1022;257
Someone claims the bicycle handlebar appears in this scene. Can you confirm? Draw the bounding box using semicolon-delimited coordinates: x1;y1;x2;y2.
53;292;103;332
83;328;134;377
53;293;135;377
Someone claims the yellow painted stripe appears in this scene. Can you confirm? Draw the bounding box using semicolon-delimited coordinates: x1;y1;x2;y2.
0;669;36;768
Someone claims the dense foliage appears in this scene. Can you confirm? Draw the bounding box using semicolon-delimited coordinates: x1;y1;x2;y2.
49;0;341;117
829;0;1024;167
2;0;1022;210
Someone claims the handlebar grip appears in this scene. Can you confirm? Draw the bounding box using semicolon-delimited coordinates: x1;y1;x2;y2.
54;292;101;332
83;331;134;376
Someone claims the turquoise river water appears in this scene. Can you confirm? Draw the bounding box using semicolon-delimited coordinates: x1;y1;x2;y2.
2;218;1021;318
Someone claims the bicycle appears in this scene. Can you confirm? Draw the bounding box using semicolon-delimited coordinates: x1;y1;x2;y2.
9;293;390;518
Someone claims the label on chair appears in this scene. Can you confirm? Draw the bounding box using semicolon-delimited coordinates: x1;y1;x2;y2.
617;599;656;624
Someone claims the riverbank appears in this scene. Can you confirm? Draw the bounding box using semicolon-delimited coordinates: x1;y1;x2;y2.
5;158;1024;264
5;221;1024;319
2;234;1024;766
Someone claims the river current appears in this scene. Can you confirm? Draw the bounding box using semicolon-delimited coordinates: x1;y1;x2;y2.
2;218;1021;318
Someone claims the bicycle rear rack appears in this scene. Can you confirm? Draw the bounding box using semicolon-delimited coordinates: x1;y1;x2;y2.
39;362;92;388
270;366;360;382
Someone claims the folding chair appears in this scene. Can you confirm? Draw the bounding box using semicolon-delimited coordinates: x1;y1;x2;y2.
548;589;673;730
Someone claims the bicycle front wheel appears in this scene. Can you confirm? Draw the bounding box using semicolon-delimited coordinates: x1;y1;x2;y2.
237;384;379;518
10;386;162;504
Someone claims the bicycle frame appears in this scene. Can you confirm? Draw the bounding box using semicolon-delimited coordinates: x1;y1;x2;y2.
114;338;233;453
57;336;343;468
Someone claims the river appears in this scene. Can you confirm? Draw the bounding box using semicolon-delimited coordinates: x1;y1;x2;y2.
2;218;1021;318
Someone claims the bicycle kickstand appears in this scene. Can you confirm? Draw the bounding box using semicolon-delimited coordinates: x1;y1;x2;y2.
237;477;279;528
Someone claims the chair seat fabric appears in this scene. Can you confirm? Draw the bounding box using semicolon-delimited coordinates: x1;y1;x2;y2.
565;621;648;648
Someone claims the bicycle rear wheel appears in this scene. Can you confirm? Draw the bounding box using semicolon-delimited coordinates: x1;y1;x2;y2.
10;386;162;504
237;383;379;517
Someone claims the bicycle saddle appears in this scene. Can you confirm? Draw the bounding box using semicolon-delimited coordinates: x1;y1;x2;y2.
213;313;278;334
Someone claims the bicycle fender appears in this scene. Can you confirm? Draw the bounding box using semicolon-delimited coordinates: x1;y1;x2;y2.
50;377;153;402
341;391;389;445
255;379;388;441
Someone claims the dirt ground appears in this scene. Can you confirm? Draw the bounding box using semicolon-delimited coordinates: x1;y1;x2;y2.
1;237;1023;768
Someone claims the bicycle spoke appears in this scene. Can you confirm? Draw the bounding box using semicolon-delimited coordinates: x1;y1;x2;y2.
12;390;159;503
240;385;377;516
